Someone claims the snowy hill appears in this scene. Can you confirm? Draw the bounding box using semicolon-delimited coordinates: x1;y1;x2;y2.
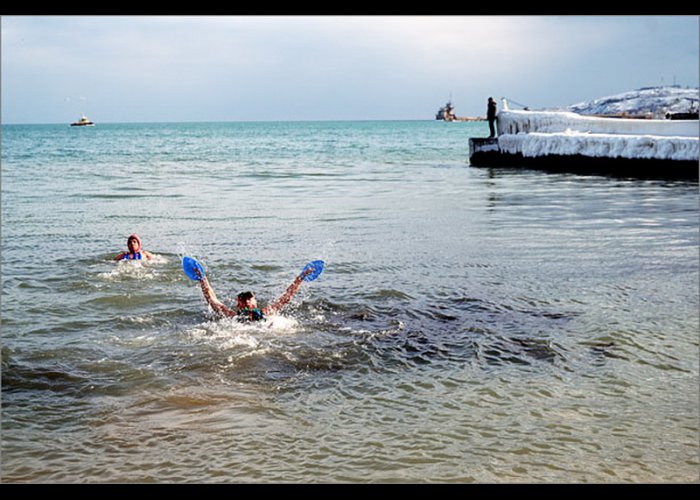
564;86;698;117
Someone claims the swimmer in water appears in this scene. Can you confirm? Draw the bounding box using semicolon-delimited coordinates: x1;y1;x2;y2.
195;265;314;322
113;234;155;261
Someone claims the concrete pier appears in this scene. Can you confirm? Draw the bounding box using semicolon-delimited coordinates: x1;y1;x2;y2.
468;110;699;180
468;136;698;180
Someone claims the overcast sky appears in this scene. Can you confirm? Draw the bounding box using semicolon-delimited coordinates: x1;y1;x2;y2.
2;16;698;123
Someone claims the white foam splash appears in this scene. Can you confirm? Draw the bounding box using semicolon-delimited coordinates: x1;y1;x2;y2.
148;253;169;265
98;254;169;281
264;314;300;332
186;314;301;351
99;260;155;280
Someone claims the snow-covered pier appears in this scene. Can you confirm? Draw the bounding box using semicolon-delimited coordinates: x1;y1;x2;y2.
469;91;699;180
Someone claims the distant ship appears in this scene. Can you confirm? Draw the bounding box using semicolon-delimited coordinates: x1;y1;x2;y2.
436;101;457;121
435;100;484;122
70;115;95;127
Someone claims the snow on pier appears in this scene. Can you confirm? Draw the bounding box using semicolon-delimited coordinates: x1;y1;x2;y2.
469;88;699;178
498;129;698;162
498;110;697;138
494;110;699;162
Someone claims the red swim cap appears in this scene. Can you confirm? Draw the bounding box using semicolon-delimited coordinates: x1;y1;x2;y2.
127;234;142;252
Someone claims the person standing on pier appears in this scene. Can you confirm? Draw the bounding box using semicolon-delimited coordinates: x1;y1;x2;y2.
487;97;497;138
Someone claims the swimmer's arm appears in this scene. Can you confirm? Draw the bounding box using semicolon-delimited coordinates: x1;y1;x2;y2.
113;252;127;261
264;267;313;315
199;275;236;318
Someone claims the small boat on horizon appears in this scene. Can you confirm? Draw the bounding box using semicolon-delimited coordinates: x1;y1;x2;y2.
70;115;95;127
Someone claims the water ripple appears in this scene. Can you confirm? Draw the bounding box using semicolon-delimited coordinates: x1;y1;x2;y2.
2;121;697;483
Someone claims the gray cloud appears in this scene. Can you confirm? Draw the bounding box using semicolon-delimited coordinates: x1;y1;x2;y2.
2;16;698;123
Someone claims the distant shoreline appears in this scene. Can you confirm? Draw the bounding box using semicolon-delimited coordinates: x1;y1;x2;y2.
1;118;476;127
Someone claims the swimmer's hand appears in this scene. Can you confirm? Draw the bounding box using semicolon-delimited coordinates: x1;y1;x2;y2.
183;256;206;281
299;260;324;282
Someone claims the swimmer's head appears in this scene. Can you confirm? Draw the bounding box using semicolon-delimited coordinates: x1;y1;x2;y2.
237;291;258;310
127;234;142;253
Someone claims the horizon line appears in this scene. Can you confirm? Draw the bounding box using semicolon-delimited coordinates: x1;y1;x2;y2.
1;117;464;126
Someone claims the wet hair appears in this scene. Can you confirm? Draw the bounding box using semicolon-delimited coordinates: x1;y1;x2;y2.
237;291;255;301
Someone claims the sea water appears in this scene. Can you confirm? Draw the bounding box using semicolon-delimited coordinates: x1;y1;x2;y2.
1;121;698;482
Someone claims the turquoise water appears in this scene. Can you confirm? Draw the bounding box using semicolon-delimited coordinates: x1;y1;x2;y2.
2;121;698;482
